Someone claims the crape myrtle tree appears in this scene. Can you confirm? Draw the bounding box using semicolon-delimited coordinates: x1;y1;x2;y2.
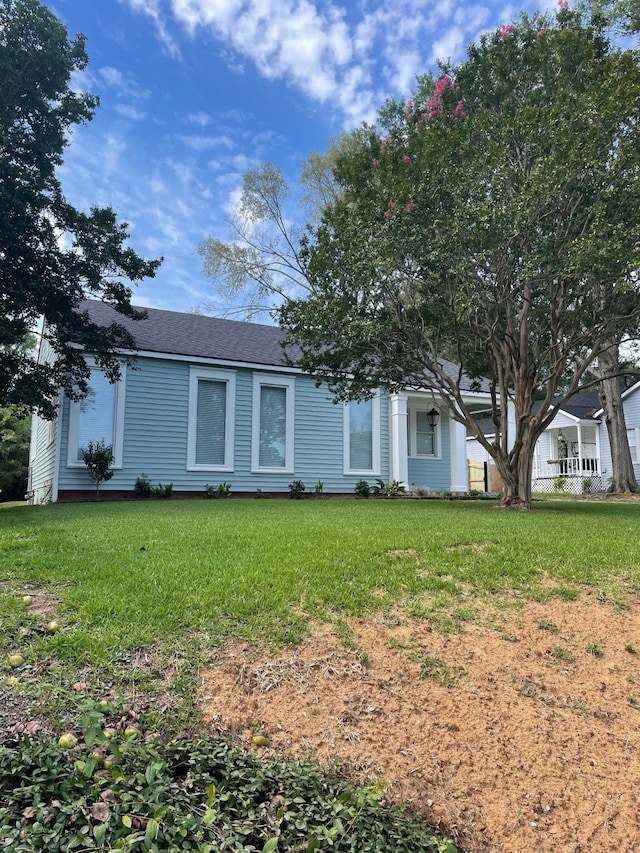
280;7;640;509
0;0;161;420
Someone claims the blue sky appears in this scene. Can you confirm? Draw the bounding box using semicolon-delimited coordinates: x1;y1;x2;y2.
46;0;556;316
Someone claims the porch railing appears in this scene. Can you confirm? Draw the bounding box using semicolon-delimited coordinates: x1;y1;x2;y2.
533;457;600;479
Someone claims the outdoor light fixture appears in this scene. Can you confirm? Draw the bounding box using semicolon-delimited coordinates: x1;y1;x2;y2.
557;430;565;441
427;408;440;428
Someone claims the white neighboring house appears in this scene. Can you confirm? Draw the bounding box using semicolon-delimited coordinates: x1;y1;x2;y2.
466;383;640;494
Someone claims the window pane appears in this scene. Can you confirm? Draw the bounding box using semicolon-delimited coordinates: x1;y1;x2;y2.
416;411;436;455
259;385;287;467
627;429;637;463
77;371;115;460
196;380;227;465
350;400;373;470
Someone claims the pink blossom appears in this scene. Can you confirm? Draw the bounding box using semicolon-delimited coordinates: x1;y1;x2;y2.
387;201;397;209
405;202;416;211
450;100;467;120
498;23;515;37
403;155;411;165
407;99;414;109
557;0;568;7
372;159;380;168
384;209;392;218
381;135;391;146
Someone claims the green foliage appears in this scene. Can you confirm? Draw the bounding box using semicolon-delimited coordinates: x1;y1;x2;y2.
586;642;604;657
354;479;371;498
288;479;306;499
554;477;567;493
80;439;114;497
314;480;324;494
0;405;30;501
0;0;161;417
0;731;455;853
281;8;640;510
371;479;406;498
152;482;173;499
205;482;232;499
133;474;152;499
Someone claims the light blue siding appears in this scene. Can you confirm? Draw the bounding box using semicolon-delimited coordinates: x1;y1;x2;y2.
56;358;398;496
407;412;451;491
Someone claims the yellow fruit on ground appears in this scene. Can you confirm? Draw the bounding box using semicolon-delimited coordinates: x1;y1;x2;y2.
46;620;59;633
124;727;139;739
251;735;270;747
7;653;24;668
5;676;20;686
58;733;78;749
22;595;32;605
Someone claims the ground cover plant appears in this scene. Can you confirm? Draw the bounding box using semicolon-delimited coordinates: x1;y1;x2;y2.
2;498;640;851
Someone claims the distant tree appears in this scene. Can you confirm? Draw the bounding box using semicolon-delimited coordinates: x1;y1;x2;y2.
0;406;30;501
0;0;161;419
197;138;350;318
280;8;640;509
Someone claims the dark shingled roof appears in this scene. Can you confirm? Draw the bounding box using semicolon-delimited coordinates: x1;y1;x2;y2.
79;300;490;392
467;391;603;438
79;300;291;368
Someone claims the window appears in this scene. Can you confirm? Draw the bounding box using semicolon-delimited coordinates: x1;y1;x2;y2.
187;368;236;471
344;397;380;475
627;428;638;463
67;367;125;468
252;375;295;473
409;407;440;458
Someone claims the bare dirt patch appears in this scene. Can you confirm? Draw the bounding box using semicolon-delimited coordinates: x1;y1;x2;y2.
200;596;640;853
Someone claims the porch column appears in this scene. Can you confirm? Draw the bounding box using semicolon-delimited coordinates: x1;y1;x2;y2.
449;416;468;493
577;424;583;478
389;394;408;487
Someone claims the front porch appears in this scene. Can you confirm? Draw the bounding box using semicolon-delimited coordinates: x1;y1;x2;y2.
532;422;602;494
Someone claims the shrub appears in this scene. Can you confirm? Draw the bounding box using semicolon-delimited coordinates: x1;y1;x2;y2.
354;479;371;498
0;732;457;853
314;480;324;495
553;477;566;492
254;488;272;499
133;473;152;498
289;480;306;499
205;482;232;499
384;480;406;498
80;439;114;498
152;482;173;498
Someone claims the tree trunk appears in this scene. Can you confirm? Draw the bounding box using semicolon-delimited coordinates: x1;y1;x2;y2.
492;433;536;510
598;342;638;493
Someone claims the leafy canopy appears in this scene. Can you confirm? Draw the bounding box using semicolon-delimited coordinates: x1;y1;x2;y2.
0;0;161;418
281;7;640;507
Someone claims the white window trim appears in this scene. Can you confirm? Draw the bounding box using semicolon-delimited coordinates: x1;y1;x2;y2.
627;427;638;464
251;374;295;474
408;406;442;459
343;396;381;476
187;367;236;472
67;366;126;469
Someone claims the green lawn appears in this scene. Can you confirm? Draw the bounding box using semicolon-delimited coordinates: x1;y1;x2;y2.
2;497;639;665
1;497;639;853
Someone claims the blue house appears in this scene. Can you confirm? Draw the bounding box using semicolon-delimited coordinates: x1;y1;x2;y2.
28;301;492;502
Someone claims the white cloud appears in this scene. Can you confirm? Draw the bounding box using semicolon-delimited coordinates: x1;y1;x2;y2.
98;66;151;101
114;104;148;121
185;111;212;126
181;134;236;151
